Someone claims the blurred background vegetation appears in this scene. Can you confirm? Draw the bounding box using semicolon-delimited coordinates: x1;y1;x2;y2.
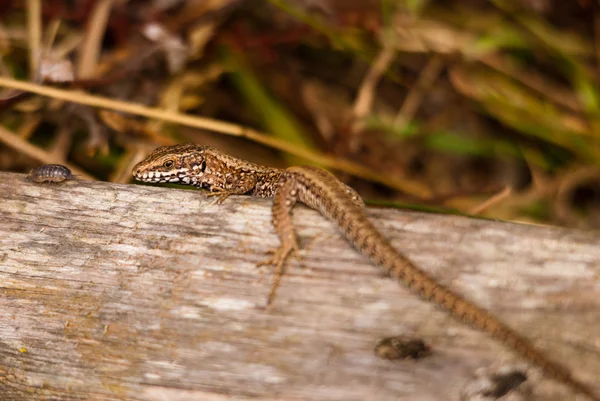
2;0;600;228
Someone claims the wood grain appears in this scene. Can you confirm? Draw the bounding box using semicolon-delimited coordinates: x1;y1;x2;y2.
0;171;599;401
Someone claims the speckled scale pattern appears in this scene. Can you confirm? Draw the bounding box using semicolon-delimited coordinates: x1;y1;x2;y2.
132;144;599;401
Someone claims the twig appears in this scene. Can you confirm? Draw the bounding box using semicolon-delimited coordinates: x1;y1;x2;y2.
48;126;72;160
16;114;41;139
77;0;114;78
468;186;513;215
43;19;61;54
394;55;444;127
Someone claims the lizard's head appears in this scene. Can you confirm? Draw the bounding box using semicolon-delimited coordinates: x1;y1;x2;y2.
132;143;207;185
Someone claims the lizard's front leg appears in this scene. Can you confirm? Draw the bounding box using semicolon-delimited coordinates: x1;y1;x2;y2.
257;176;302;306
202;175;257;204
204;187;238;204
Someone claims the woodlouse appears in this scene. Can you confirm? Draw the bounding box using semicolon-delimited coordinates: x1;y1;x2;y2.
28;164;74;183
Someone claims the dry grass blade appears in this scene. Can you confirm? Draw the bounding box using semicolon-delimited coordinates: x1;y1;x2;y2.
26;0;41;79
0;77;432;199
394;54;445;127
481;55;581;114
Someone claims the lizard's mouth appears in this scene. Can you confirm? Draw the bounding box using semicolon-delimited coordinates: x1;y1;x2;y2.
133;170;175;183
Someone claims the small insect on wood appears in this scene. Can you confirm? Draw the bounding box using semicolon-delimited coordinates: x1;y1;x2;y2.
28;164;75;183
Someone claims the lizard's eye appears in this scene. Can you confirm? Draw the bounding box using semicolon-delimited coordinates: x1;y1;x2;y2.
163;160;175;168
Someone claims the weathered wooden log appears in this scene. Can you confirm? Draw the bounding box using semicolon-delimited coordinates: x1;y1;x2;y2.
0;171;598;401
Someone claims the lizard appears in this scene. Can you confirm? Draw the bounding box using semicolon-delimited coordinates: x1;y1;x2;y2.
132;143;599;400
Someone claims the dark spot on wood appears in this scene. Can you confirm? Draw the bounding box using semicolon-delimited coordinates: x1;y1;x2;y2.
374;336;431;360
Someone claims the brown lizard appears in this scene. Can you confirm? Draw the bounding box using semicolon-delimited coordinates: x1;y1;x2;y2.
132;143;599;400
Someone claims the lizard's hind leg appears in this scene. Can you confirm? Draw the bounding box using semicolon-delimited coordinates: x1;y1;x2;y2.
257;177;302;306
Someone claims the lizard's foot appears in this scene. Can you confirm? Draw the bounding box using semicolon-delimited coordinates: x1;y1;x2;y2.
257;238;300;307
257;239;301;269
205;189;233;204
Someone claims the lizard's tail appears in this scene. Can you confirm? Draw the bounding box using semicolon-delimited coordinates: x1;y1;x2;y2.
347;218;598;400
423;277;598;400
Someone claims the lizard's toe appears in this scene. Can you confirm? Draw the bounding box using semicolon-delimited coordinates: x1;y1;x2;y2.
257;239;300;269
257;247;289;268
